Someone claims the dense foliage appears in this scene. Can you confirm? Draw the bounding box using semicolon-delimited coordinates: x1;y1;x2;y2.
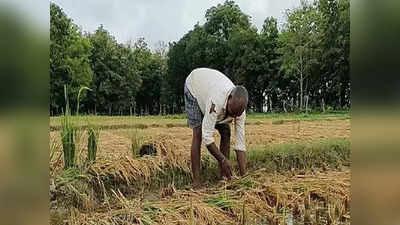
50;0;350;115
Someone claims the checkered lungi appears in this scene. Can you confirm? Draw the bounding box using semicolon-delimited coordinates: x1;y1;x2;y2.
184;83;203;128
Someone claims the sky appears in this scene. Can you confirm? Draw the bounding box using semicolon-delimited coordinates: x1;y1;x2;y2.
50;0;302;49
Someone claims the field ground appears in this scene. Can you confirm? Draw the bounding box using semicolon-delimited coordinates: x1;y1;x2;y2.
50;112;350;225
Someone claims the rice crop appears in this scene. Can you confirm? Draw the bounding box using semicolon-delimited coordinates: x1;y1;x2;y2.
61;85;77;169
87;125;99;162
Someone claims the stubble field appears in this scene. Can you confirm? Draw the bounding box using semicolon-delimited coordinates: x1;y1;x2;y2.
50;112;350;225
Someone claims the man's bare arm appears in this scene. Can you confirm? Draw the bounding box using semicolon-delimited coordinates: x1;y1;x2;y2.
206;142;226;162
206;142;232;178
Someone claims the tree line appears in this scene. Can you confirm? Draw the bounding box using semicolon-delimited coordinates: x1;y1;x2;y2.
50;0;349;116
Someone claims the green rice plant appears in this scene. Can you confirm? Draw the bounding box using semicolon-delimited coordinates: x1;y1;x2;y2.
241;200;247;225
131;129;144;158
246;138;350;172
76;86;92;116
61;85;91;169
54;167;93;209
60;123;75;169
204;195;233;212
61;85;77;169
87;124;99;162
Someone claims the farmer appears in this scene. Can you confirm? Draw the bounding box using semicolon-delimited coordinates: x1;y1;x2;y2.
184;68;248;188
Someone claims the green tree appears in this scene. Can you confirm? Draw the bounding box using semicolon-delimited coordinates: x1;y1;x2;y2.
86;26;141;115
133;38;167;115
279;1;321;111
226;26;265;111
50;3;93;115
317;0;350;109
166;32;192;113
49;0;350;115
167;0;255;112
260;17;281;112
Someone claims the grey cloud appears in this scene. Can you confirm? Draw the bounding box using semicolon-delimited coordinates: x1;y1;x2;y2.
52;0;302;49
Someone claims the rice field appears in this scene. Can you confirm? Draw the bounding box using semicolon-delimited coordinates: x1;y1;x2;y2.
50;112;350;225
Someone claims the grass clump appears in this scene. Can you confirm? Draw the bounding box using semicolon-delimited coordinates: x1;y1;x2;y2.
204;196;233;212
61;85;77;169
61;85;92;169
131;129;144;158
247;138;350;172
61;120;76;169
87;125;99;162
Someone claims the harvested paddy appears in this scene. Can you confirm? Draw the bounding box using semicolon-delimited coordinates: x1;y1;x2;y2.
50;114;350;225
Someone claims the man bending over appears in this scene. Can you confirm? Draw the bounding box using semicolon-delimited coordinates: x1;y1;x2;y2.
184;68;248;188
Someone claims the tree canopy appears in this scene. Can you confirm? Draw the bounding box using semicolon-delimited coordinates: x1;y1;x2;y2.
50;0;350;115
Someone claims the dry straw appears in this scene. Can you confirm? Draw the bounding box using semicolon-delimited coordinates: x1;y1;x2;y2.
61;167;350;225
51;135;350;225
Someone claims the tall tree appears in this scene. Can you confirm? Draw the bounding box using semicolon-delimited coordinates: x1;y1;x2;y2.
49;0;350;115
133;38;167;115
86;26;141;115
317;0;350;109
279;1;321;111
50;3;93;114
260;17;281;112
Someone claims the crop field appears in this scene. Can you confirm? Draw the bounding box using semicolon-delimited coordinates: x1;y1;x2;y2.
50;112;350;225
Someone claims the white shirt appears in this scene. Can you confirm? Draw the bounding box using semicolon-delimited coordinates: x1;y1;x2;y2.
186;68;246;152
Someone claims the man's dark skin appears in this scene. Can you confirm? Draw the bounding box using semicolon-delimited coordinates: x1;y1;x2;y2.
191;94;247;189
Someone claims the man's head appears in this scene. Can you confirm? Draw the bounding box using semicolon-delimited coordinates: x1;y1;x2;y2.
226;86;248;117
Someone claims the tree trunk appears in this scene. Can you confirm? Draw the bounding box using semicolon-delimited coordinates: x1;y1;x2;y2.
338;84;342;109
299;52;304;112
300;72;303;112
305;95;309;113
263;95;268;113
283;100;287;113
269;97;272;112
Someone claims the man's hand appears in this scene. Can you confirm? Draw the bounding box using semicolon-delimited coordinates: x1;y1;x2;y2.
220;158;232;180
206;142;232;180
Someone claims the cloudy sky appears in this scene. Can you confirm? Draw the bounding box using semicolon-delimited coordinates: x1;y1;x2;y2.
51;0;302;49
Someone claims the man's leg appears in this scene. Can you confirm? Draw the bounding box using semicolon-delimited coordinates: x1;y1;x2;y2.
184;83;203;188
235;150;247;176
191;127;202;188
216;124;231;178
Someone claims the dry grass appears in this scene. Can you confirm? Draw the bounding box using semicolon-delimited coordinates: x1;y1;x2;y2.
60;168;350;225
89;135;192;186
50;115;351;225
50;118;350;166
50;136;350;224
